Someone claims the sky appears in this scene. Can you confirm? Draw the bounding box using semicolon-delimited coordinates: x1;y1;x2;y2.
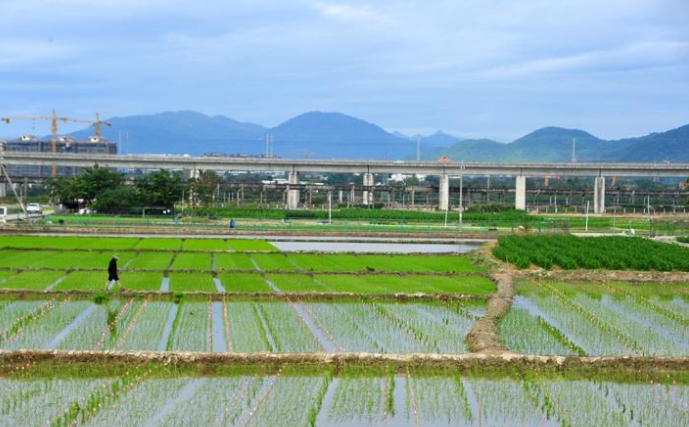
0;0;687;141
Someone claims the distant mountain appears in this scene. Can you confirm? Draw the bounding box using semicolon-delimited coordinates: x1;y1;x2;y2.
270;111;413;159
423;125;689;163
64;110;689;162
68;111;268;155
610;124;689;162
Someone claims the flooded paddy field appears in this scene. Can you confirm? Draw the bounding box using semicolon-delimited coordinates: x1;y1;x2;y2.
499;281;689;356
0;298;484;354
3;233;689;426
2;366;688;427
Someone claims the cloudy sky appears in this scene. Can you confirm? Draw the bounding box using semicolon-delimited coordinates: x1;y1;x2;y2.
0;0;687;140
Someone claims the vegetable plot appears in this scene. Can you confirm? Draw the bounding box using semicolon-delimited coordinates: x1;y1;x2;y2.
494;235;689;270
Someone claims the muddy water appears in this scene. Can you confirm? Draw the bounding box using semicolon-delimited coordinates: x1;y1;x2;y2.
271;241;481;253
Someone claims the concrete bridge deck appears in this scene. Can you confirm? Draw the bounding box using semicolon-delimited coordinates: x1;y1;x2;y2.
2;151;688;213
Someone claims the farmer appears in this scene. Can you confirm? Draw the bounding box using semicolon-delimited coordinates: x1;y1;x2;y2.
106;255;120;290
230;218;236;229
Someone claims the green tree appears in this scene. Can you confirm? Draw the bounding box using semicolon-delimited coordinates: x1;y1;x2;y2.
189;170;222;207
92;186;141;214
48;165;124;205
135;170;183;208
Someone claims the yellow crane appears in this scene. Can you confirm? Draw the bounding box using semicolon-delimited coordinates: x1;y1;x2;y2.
0;110;111;177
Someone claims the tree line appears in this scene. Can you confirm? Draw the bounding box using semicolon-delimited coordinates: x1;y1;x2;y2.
47;166;224;214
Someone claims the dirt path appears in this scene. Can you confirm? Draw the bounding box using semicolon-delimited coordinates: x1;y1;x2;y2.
519;269;689;284
466;272;515;353
2;349;688;374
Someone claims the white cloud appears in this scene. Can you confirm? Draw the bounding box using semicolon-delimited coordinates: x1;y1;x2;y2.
314;2;378;20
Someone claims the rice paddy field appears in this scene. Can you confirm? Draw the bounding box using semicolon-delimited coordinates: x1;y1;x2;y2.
3;367;688;427
0;297;483;353
499;280;689;356
0;233;687;426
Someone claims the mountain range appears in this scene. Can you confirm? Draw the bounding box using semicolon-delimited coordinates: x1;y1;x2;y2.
65;110;689;163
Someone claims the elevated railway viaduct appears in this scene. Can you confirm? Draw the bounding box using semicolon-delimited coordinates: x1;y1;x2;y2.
2;151;688;213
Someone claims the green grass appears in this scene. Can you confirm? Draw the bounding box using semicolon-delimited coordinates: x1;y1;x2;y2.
126;252;174;270
214;253;255;270
250;254;298;271
168;273;217;292
54;271;107;291
183;239;230;251
170;253;212;270
119;273;164;291
268;273;495;294
678;237;689;244
0;271;65;290
228;240;278;252
288;254;482;273
218;273;273;292
135;238;182;250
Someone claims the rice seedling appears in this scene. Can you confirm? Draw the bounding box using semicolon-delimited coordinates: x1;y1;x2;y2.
213;253;255;270
170;253;212;271
0;271;65;290
168;273;217;292
249;253;299;271
168;302;210;351
183;239;231;251
118;273;164;291
217;273;273;292
125;253;174;270
53;271;108;291
135;238;183;250
228;240;278;252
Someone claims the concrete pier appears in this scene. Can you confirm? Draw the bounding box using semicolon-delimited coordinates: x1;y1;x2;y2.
594;176;606;214
287;171;300;209
363;172;374;206
515;176;526;211
0;183;6;198
439;174;450;211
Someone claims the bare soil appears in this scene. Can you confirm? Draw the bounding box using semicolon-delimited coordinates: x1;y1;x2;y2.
466;272;515;353
2;350;688;375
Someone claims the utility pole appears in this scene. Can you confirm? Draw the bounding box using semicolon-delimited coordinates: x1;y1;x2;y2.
571;138;577;163
459;160;465;232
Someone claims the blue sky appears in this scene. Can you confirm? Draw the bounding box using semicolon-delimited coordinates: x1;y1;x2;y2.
0;0;687;141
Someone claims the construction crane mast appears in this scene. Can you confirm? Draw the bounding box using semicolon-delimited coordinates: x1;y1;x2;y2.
0;110;111;177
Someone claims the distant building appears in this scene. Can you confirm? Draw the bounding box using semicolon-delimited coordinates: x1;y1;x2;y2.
4;135;117;178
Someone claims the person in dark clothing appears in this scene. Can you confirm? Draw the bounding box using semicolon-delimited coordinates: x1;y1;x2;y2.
106;255;120;290
229;219;236;229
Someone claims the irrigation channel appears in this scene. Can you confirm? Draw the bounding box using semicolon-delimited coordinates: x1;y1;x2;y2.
1;234;688;426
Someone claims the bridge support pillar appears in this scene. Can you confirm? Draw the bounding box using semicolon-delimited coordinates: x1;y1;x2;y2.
515;176;526;211
439;174;450;211
363;172;374;206
594;176;606;214
0;183;5;198
287;171;300;210
338;190;343;204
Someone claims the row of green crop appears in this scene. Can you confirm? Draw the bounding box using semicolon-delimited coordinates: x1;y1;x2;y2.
0;250;482;274
0;270;495;294
0;236;278;252
493;235;689;271
185;206;530;222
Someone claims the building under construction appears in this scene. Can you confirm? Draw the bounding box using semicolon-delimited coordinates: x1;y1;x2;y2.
1;135;117;178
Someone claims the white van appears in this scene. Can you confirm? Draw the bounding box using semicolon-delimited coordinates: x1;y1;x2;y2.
0;206;7;223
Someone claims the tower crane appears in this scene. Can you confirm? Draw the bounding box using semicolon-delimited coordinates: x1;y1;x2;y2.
0;110;111;177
